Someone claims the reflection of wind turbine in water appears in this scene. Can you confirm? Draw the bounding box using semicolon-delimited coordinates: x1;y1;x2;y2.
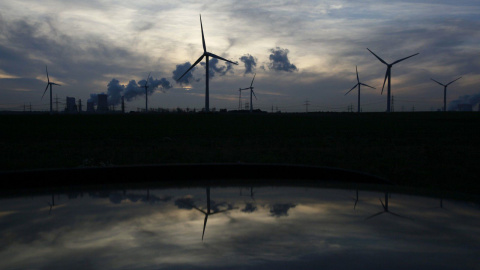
345;66;375;113
365;192;412;220
190;187;234;241
47;194;55;215
42;66;61;114
431;77;462;112
176;15;238;112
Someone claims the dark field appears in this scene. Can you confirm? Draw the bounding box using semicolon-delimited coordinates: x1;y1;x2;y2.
1;112;479;195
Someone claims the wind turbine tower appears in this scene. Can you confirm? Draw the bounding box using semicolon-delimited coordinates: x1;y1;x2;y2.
177;15;238;112
345;66;375;113
42;66;61;114
239;73;257;113
367;48;419;113
431;77;462;112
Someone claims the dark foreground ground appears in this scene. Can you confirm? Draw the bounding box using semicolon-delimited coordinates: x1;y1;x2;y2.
1;112;479;195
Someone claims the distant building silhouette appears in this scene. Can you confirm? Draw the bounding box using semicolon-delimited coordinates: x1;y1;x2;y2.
87;101;95;113
65;97;78;113
97;94;109;112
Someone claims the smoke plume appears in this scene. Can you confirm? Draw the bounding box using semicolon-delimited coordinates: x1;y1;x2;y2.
268;47;298;72
89;76;172;106
200;57;234;79
107;78;124;105
173;62;196;85
448;93;480;111
240;54;257;74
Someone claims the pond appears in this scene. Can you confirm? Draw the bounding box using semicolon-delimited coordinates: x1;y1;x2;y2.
1;183;479;269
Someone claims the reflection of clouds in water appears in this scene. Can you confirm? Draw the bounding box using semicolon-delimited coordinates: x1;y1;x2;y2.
269;203;296;217
0;187;479;269
242;203;257;213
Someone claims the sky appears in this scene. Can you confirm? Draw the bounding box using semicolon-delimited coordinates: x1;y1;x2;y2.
1;0;480;112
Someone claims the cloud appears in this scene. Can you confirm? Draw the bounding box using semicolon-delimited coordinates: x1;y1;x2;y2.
268;47;298;72
270;203;296;217
200;57;234;79
239;54;257;74
172;62;196;85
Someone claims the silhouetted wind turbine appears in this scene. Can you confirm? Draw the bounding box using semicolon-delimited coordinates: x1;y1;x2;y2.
345;66;375;113
431;77;462;112
42;66;61;114
239;73;257;113
367;48;419;113
141;72;151;112
365;192;412;220
190;187;233;241
177;15;238;112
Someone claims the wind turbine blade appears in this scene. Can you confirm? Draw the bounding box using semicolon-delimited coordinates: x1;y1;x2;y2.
42;84;49;99
389;211;413;220
207;52;238;65
177;55;204;81
356;66;359;83
446;76;462;86
202;214;208;241
252;89;257;100
381;69;389;95
367;48;388;65
250;73;256;87
191;205;208;215
345;83;359;95
391;53;419;65
379;198;386;210
51;83;61;86
46;65;50;83
431;78;445;86
200;15;206;53
365;211;384;220
360;83;375;89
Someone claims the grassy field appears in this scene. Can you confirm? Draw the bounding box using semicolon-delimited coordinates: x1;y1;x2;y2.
1;112;479;194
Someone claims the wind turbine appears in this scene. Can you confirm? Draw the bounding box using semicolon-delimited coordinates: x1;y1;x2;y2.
365;192;412;220
431;77;462;112
42;66;61;114
367;48;419;112
345;66;375;113
176;15;238;112
141;72;151;112
239;73;257;113
190;187;234;241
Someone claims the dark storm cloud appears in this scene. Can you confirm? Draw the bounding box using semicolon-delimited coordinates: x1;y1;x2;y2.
268;47;298;72
239;54;257;74
172;62;196;85
200;57;234;79
269;203;296;217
